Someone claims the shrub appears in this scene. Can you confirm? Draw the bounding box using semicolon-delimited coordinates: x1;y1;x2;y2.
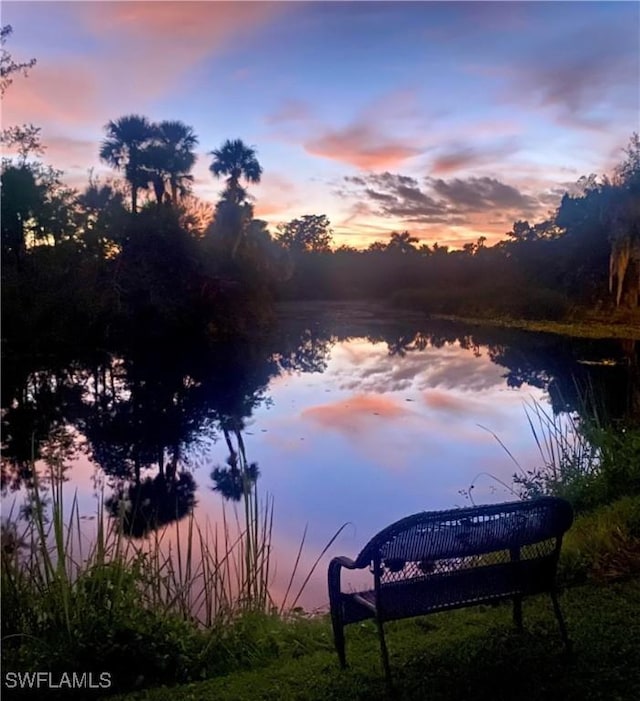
511;400;640;513
559;495;640;585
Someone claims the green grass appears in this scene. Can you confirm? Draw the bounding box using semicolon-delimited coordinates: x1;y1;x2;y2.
559;495;640;585
112;578;640;701
4;406;640;700
431;312;640;340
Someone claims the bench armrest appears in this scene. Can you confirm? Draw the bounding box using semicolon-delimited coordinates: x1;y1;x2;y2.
330;556;359;570
328;556;362;609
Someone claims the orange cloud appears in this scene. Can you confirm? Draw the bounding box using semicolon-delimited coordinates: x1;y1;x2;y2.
423;390;470;413
251;173;302;220
302;394;412;435
305;123;422;170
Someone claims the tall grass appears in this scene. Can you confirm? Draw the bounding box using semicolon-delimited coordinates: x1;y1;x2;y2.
1;452;336;693
479;395;640;512
512;399;601;504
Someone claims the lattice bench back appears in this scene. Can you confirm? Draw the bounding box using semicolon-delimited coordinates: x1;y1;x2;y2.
357;496;571;581
328;497;574;675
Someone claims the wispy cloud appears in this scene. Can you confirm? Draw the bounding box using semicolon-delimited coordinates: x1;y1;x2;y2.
305;122;422;170
502;11;639;129
431;140;519;175
265;99;313;126
3;62;103;128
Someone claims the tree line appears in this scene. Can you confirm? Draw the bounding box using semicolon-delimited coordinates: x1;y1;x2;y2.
1;23;638;361
270;135;640;317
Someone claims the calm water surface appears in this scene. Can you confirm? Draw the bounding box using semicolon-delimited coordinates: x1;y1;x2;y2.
2;303;636;610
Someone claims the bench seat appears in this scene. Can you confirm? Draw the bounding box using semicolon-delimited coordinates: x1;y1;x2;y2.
328;497;573;679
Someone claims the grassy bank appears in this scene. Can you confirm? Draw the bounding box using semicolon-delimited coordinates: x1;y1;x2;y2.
389;288;640;339
114;578;640;701
114;494;640;700
3;407;639;699
431;312;640;341
4;488;638;700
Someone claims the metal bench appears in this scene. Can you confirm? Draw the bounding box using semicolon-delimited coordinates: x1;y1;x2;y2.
328;497;574;678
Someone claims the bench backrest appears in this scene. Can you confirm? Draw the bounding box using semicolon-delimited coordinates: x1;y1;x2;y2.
354;497;573;578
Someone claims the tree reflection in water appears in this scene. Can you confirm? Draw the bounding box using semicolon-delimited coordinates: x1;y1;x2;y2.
105;470;197;538
210;427;259;502
2;309;638;538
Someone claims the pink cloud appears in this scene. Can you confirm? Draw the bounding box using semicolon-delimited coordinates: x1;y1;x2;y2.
79;2;281;42
305;123;422;170
252;173;302;220
44;136;98;169
76;2;286;99
423;390;470;414
302;394;413;435
3;62;103;128
422;390;497;417
432;149;478;175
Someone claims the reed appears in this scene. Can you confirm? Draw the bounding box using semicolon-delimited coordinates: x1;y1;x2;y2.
0;451;325;690
474;392;640;512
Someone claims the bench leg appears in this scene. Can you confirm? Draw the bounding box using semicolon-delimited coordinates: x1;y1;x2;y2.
331;611;347;668
375;617;392;684
550;590;572;654
513;595;523;630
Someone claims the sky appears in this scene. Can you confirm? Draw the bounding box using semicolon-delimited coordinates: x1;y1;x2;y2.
2;1;639;248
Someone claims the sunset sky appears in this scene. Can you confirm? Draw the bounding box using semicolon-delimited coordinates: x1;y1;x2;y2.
3;1;639;248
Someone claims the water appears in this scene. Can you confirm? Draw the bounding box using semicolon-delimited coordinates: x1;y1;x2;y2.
2;302;636;610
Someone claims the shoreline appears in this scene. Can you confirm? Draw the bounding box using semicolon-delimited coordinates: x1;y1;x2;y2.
430;313;640;341
275;300;640;340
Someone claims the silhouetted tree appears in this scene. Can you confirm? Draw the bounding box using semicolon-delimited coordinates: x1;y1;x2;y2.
0;25;36;96
387;230;419;254
100;115;154;214
0;124;45;164
76;175;128;255
609;134;640;307
1;164;42;264
156;120;198;205
552;135;640;307
276;214;333;253
141;120;198;207
208;138;262;205
207;139;263;258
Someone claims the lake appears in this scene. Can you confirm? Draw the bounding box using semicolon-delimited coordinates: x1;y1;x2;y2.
2;302;637;611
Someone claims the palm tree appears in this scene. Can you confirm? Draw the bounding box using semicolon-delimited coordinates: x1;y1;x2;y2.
100;115;154;213
208;138;262;204
157;120;198;205
387;230;419;254
140;142;170;207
